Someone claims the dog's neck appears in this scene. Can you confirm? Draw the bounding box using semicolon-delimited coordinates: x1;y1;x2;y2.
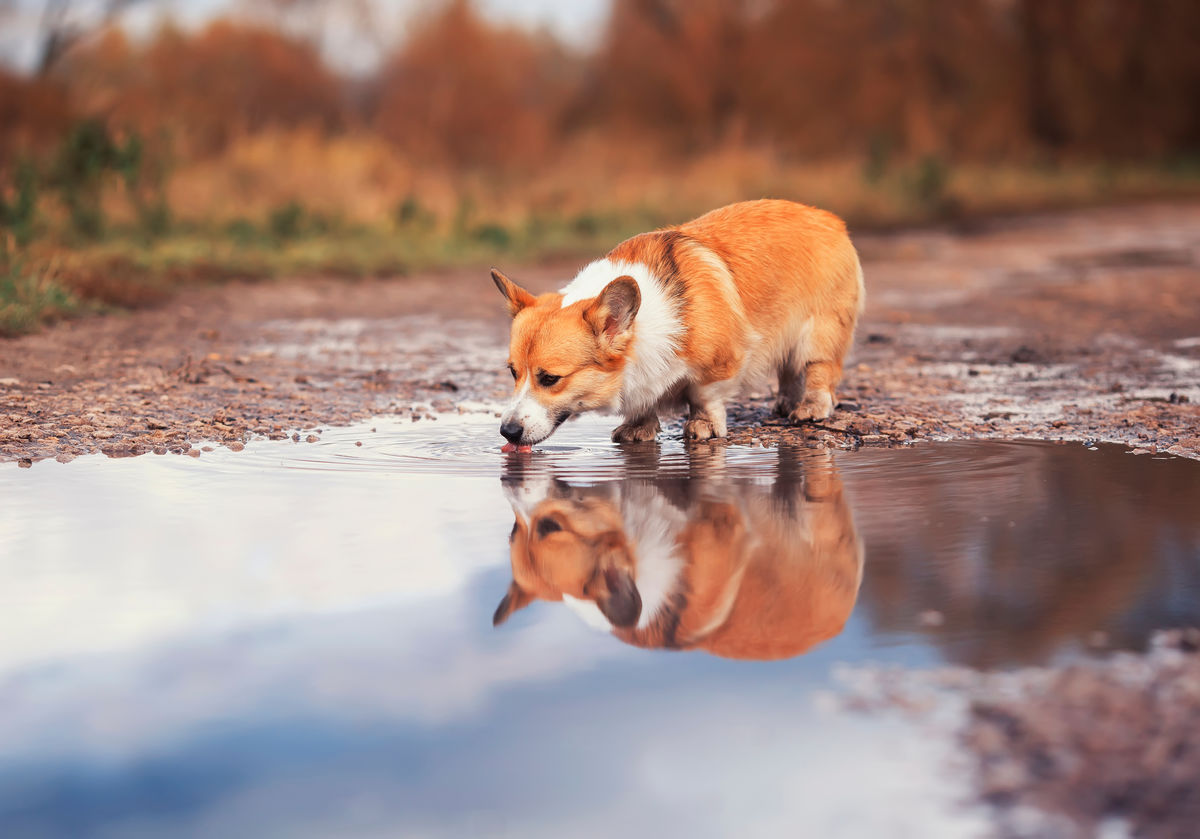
560;258;689;418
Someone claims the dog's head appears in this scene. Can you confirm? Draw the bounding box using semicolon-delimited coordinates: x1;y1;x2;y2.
493;490;642;630
492;268;640;447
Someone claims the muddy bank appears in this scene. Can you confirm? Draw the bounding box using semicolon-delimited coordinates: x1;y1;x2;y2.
2;202;1199;465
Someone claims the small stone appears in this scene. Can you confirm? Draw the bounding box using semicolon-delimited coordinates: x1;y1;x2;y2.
229;442;245;452
355;441;363;447
292;433;300;441
153;446;168;455
186;449;201;457
17;458;32;468
306;434;319;443
202;446;214;452
55;453;75;463
919;610;945;627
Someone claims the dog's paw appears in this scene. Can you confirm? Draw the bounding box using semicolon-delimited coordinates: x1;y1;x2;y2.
787;392;834;424
612;418;660;443
683;418;720;441
772;399;797;418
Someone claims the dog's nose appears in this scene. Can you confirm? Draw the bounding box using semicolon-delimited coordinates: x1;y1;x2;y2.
500;420;524;444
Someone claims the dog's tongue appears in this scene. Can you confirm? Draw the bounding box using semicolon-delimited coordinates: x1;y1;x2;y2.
501;442;533;453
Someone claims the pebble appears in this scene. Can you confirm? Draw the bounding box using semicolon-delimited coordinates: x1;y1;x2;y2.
305;435;319;443
918;609;945;627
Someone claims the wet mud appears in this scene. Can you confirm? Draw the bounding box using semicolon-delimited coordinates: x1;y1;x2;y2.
2;202;1199;465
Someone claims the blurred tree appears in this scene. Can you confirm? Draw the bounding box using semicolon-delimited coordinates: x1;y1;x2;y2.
372;0;576;170
27;0;153;76
582;0;757;151
57;20;346;156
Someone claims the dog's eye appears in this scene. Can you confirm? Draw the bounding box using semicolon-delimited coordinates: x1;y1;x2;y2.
537;372;561;388
535;517;562;538
507;364;518;381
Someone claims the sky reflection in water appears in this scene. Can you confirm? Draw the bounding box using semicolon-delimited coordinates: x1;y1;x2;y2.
2;415;1198;837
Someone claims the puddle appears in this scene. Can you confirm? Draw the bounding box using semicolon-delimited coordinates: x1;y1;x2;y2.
2;420;1199;837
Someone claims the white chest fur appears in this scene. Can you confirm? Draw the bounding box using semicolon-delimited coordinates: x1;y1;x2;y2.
560;258;689;419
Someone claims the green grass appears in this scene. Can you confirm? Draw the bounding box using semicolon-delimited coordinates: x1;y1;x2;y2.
0;258;81;337
50;209;654;281
6;155;1200;336
1;210;653;336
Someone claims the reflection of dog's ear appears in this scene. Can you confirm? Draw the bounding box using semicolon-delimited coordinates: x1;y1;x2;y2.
596;568;641;628
586;533;642;628
491;268;537;317
493;582;534;626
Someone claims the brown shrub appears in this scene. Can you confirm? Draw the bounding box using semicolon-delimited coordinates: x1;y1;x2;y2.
57;22;346;157
0;69;73;163
372;0;577;170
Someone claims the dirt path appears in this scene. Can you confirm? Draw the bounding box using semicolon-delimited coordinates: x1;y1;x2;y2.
2;202;1199;465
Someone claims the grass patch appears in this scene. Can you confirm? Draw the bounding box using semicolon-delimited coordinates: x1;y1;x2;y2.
5;128;1200;336
0;256;80;337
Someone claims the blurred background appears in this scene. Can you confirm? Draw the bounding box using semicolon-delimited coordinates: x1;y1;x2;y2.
2;0;1199;335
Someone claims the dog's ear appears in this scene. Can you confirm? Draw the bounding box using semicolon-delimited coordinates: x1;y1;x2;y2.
491;268;537;317
584;276;640;343
493;581;534;626
585;533;642;628
594;566;642;628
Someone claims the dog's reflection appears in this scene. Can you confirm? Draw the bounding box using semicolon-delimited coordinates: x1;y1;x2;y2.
493;446;864;660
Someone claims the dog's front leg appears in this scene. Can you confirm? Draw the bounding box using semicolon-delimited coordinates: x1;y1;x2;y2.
612;414;661;443
684;383;729;441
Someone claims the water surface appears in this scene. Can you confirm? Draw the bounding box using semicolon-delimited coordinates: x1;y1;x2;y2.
2;417;1198;838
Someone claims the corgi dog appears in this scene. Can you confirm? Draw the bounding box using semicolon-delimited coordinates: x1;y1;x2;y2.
492;199;864;448
494;447;863;660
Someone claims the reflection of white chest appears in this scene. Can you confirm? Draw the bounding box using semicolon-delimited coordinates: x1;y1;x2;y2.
562;594;613;631
561;487;686;633
560;258;689;417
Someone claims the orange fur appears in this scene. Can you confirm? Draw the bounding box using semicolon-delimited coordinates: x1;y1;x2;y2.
494;199;863;445
495;449;863;661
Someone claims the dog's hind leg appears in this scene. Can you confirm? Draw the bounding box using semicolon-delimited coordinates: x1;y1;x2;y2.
788;360;839;422
773;351;805;418
778;315;852;424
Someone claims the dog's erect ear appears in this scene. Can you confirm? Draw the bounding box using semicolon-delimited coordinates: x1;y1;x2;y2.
586;533;642;628
595;566;642;628
584;276;640;343
493;581;534;627
492;268;537;317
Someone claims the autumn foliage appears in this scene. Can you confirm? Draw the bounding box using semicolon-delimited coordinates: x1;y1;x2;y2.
2;0;1197;171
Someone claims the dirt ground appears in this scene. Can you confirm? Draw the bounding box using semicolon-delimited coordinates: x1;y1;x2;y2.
2;201;1199;465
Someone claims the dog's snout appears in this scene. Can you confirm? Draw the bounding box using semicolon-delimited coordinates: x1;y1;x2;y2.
500;420;524;444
